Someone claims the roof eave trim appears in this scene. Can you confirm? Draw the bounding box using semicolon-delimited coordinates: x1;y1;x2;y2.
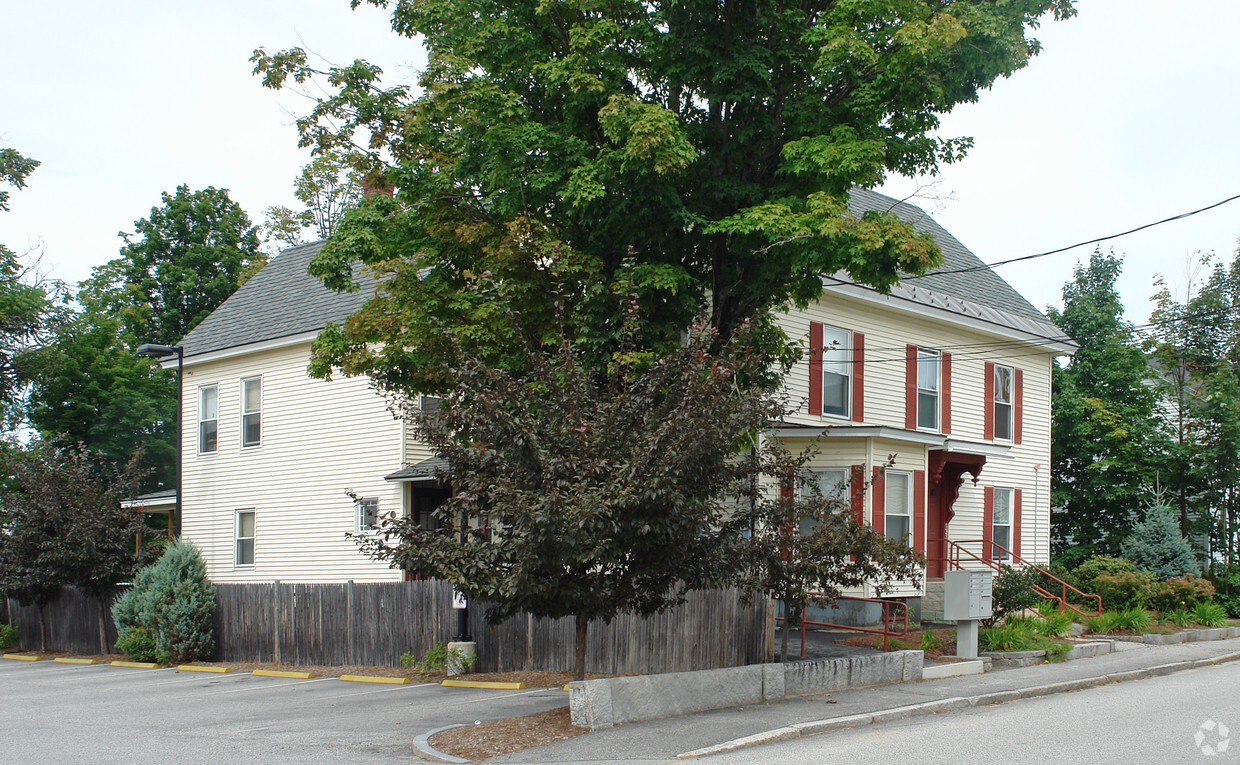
167;330;323;368
821;280;1078;356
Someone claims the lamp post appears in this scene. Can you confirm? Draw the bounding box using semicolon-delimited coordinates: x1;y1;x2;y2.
136;343;184;537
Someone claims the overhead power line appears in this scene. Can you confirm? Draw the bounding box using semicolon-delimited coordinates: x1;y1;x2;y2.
903;192;1240;281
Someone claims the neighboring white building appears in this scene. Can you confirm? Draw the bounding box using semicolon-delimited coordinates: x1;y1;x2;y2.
171;189;1074;598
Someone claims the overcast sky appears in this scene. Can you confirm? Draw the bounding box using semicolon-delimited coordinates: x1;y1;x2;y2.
3;0;1237;325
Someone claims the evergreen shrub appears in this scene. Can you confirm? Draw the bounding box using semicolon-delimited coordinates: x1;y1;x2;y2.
1120;503;1197;579
112;541;216;663
1147;575;1214;613
1071;556;1136;595
1091;571;1154;611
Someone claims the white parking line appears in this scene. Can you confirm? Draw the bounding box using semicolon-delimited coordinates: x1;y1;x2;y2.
438;688;552;707
143;672;252;688
209;677;336;694
313;681;439;701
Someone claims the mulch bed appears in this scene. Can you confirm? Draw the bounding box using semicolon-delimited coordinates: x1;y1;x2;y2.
838;628;958;661
430;706;587;761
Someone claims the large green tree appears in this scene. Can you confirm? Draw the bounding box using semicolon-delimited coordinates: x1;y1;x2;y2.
22;186;262;491
1049;250;1165;558
108;184;264;345
253;0;1075;391
0;147;53;433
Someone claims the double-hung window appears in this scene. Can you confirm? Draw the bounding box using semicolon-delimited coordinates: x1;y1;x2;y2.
798;468;849;536
358;498;380;531
241;377;262;447
993;365;1014;441
885;470;912;545
993;488;1013;562
916;348;940;430
820;327;851;418
235;510;255;566
198;385;218;453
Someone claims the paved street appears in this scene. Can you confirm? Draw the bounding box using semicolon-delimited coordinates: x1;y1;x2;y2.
0;660;566;764
705;661;1240;764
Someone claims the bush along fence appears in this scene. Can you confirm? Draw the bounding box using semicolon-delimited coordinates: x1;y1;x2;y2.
2;582;773;673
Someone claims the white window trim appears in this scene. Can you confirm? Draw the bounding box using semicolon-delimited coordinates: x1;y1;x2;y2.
235;509;255;568
993;487;1013;562
993;364;1014;443
198;384;218;455
241;376;262;449
916;348;940;432
885;470;913;545
819;326;852;420
357;497;380;532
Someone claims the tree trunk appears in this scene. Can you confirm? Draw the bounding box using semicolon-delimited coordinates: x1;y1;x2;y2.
573;614;589;682
97;600;109;655
37;603;46;652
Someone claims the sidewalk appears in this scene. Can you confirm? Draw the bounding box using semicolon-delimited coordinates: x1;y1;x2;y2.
487;635;1240;763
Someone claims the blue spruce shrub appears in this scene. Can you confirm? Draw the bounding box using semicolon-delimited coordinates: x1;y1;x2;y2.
112;541;215;663
1120;502;1197;580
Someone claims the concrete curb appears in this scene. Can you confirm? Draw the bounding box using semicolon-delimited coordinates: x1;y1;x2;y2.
2;654;42;661
412;724;470;763
177;665;231;674
253;669;315;679
111;660;159;669
674;650;1240;759
441;679;525;690
52;658;98;665
339;674;410;685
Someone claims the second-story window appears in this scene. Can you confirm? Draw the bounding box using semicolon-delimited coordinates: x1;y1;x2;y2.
993;364;1014;441
241;377;262;447
821;327;851;418
198;385;218;453
916;348;940;430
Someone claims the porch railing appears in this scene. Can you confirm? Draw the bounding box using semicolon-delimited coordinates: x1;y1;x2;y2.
775;594;910;658
932;538;1102;618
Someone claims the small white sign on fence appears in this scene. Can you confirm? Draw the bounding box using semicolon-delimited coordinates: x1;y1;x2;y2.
451;589;467;610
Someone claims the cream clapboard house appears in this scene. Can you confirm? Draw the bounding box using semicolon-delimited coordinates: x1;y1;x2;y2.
169;188;1074;608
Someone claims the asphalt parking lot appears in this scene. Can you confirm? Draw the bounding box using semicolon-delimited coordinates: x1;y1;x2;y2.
0;658;568;764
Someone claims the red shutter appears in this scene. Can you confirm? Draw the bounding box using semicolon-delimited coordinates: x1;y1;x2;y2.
850;464;865;525
871;467;885;536
808;322;823;416
904;345;917;429
983;486;994;563
1014;368;1024;444
941;352;952;434
983;362;995;440
852;332;865;423
1013;488;1023;559
913;470;926;553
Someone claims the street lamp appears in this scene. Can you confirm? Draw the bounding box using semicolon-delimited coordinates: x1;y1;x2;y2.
136;343;184;537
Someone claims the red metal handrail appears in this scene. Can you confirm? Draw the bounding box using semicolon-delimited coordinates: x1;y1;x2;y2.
775;594;910;657
931;538;1102;618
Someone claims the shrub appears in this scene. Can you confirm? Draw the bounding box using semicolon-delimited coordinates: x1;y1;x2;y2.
1086;611;1122;634
1192;601;1228;628
1162;608;1192;628
0;622;18;650
410;642;477;673
112;541;216;664
920;631;940;652
1120;502;1197;579
1070;556;1136;597
1148;575;1215;613
983;565;1044;627
1216;593;1240;619
1037;610;1074;638
1091;571;1153;611
115;628;159;663
1114;607;1151;633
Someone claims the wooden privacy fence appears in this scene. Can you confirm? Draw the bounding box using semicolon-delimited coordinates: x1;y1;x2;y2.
4;582;773;674
214;581;773;673
3;588;120;654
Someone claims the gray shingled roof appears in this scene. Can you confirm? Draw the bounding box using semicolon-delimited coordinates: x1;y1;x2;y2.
179;189;1059;357
178;241;373;358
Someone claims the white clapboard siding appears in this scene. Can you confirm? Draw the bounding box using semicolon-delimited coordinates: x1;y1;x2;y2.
772;289;1060;593
181;340;406;583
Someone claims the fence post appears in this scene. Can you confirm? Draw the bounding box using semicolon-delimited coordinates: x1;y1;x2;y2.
273;581;281;664
346;580;354;665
